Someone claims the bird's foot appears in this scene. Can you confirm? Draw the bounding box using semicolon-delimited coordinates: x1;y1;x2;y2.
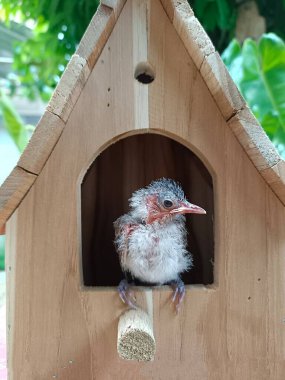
171;278;185;313
118;279;137;309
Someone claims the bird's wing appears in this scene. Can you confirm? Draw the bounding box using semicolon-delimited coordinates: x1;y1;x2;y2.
114;214;139;271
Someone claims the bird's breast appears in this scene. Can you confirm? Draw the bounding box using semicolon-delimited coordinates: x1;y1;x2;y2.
124;223;191;284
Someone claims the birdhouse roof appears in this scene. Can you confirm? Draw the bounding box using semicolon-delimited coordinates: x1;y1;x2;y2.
0;0;285;231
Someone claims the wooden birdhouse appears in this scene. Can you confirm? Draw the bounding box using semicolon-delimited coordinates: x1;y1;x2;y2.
1;0;285;378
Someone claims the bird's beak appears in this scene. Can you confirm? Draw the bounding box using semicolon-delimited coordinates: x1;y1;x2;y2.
170;201;206;215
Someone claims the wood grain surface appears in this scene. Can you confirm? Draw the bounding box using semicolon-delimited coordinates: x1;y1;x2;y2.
5;0;285;379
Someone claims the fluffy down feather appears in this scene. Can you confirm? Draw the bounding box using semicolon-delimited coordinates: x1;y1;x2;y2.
114;178;193;284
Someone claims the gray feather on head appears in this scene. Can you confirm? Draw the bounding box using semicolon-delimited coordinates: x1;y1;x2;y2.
129;178;186;221
147;178;185;199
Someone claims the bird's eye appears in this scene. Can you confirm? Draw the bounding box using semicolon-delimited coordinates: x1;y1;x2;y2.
163;199;173;208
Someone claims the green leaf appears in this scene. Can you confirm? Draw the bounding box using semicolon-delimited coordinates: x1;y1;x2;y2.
194;0;219;32
0;92;29;151
261;111;280;139
259;34;285;71
194;0;210;19
201;4;219;31
242;35;285;129
223;33;285;156
216;0;231;30
221;38;241;65
193;0;234;32
221;39;243;83
272;126;285;159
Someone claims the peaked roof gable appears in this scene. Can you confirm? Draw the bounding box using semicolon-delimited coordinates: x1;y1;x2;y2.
0;0;284;230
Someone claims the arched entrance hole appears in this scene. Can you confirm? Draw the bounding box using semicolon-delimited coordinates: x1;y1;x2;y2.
81;134;214;286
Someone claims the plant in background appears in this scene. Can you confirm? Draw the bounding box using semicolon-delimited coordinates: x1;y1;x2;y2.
190;0;237;51
189;0;285;51
222;33;285;158
0;0;100;101
0;91;34;152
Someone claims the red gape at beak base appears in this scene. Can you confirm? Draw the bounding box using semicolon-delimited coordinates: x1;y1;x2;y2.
170;201;206;215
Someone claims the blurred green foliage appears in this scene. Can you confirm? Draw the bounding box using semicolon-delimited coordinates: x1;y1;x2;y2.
1;0;285;100
1;0;100;101
190;0;285;51
194;0;235;31
190;0;237;51
222;34;285;158
0;92;33;151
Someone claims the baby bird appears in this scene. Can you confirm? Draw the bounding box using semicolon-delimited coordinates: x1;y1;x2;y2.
114;178;206;311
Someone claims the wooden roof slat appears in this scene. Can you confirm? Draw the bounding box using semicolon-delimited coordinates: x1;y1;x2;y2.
160;0;193;22
47;54;90;123
261;161;285;205
163;0;244;118
171;6;215;69
19;0;127;178
18;111;65;175
0;167;37;229
76;1;127;69
228;108;281;171
200;51;246;120
101;0;127;17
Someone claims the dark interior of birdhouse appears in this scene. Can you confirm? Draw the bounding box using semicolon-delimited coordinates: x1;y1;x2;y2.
81;134;214;287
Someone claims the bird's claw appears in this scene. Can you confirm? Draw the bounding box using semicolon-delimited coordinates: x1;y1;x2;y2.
171;279;185;313
118;279;137;309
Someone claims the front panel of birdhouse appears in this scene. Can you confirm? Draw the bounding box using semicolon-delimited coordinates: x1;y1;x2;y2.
6;0;285;379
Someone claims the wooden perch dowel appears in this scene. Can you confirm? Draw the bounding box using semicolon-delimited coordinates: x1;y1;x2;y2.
117;308;155;361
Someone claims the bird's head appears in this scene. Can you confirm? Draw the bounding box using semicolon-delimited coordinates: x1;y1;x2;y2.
129;178;206;224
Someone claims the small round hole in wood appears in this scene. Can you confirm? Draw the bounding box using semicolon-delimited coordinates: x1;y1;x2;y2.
134;62;155;84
